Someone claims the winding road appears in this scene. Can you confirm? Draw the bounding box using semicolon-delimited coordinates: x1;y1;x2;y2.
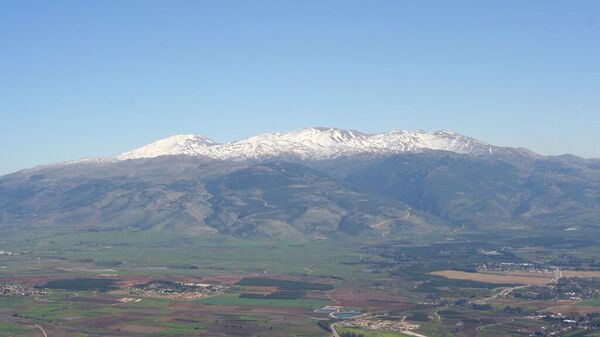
34;324;48;337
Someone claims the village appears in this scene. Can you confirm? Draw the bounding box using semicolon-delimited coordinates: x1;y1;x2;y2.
0;283;47;297
531;313;600;337
334;315;428;337
477;262;549;273
130;280;228;300
339;316;421;331
0;250;18;256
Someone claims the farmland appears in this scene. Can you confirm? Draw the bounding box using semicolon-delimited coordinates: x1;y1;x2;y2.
578;299;600;307
0;227;599;336
336;326;413;337
430;270;554;285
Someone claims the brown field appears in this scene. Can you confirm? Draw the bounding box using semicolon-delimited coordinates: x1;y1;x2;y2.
112;323;166;334
203;274;249;284
243;286;278;293
562;270;600;278
115;275;153;287
304;290;330;300
330;287;414;310
431;270;554;285
493;297;572;310
546;305;600;314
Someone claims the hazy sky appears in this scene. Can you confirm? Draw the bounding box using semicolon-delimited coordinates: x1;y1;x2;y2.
1;1;599;174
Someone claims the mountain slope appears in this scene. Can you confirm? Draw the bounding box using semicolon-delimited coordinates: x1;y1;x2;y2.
342;153;600;231
0;157;445;238
202;161;443;237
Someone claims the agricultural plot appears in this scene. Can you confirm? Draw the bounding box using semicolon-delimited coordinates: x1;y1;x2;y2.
198;292;332;309
0;321;37;337
430;270;553;285
563;271;600;278
577;299;600;307
336;326;413;337
1;228;599;337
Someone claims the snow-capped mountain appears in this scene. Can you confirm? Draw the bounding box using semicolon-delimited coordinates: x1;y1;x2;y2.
116;127;502;161
118;134;216;160
4;126;598;240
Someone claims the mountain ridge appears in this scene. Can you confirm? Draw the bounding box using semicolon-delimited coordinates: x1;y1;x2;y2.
116;127;523;161
3;127;599;240
2;148;599;239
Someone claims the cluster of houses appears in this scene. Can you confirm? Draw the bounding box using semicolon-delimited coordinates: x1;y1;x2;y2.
131;280;228;299
338;316;421;334
0;283;47;296
531;313;600;337
0;250;18;256
477;262;546;273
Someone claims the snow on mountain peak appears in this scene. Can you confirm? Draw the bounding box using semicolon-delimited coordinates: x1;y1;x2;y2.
116;134;216;160
116;127;499;161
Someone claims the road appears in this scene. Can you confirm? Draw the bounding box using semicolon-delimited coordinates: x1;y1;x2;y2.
472;268;562;306
553;267;562;283
470;284;530;306
34;324;48;337
433;306;446;323
330;322;340;337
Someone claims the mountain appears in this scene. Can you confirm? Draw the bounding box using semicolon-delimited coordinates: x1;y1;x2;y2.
0;157;445;238
1;127;599;239
342;153;600;231
116;127;517;161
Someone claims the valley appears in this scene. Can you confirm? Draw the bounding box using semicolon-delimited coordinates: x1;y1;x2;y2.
1;227;599;337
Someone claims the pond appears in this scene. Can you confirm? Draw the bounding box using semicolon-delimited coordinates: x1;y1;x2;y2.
331;311;363;319
315;305;340;314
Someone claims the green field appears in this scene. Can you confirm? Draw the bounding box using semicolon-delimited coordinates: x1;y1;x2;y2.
564;329;600;337
0;229;384;281
198;292;331;308
577;298;600;306
336;326;413;337
0;321;37;337
1;227;599;337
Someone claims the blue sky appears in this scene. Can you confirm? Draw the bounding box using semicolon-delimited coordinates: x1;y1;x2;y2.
1;0;599;174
